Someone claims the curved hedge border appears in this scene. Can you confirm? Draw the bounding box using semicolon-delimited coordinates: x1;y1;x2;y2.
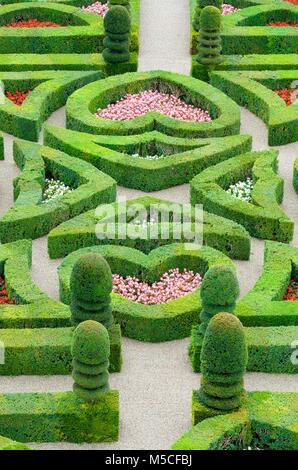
191;3;298;55
0;2;139;53
47;195;251;260
0;70;101;141
58;243;234;342
0;140;116;243
190;150;294;242
173;391;298;450
44;125;252;191
236;241;298;326
0;435;32;450
65;71;241;138
210;70;298;146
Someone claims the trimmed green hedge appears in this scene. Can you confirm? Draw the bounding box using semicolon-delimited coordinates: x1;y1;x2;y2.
47;195;251;260
0;140;116;242
0;435;32;450
191;3;298;55
58;243;234;342
190;150;294;242
0;133;3;160
0;390;119;443
65;70;241;138
210;70;298;145
173;390;298;449
44;125;252;191
0;70;101;141
236;241;298;326
0;2;139;53
189;323;298;373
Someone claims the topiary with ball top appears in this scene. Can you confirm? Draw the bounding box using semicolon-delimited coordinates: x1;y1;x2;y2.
103;5;131;64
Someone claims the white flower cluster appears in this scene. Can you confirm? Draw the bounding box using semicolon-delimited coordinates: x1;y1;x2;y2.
131;153;165;161
42;178;72;203
226;177;253;203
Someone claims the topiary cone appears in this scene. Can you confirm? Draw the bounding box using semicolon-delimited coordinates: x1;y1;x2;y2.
70;252;114;328
199;265;239;335
198;312;248;411
72;320;110;402
196;6;223;67
103;6;131;64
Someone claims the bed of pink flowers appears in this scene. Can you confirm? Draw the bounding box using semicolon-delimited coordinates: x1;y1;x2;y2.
112;268;202;305
81;1;108;16
97;90;212;122
222;3;240;14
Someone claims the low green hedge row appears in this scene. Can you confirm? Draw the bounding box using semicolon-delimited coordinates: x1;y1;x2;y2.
47;195;251;260
0;70;101;141
0;435;32;450
58;243;234;342
0;134;3;160
0;390;119;443
0;2;139;53
191;3;298;55
190;150;294;242
192;54;298;81
173;391;298;449
236;241;298;326
210;69;298;146
189;323;298;373
0;140;116;242
44;125;252;191
65;70;241;139
292;156;298;194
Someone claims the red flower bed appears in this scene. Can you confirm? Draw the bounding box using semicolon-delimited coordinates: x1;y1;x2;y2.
5;90;31;106
0;276;15;305
284;279;298;301
268;22;298;27
2;19;62;28
274;88;293;106
287;0;298;5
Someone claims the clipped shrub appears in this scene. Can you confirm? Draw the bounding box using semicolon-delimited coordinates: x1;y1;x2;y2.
193;0;222;31
70;252;114;328
108;0;130;11
196;6;222;67
72;320;110;402
103;5;131;64
199;265;239;335
198;312;247;410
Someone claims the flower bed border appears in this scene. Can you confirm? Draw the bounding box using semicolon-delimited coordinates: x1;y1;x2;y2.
0;140;116;243
190;150;294;242
43;125;251;191
47;195;251;261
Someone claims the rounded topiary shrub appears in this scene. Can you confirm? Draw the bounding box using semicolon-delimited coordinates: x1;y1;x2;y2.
199;265;239;335
108;0;130;11
70;252;113;328
193;0;222;31
103;6;131;64
198;312;247;410
72;320;110;402
196;6;222;67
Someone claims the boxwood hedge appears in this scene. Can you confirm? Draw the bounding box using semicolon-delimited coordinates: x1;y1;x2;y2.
0;435;32;450
0;140;116;242
210;70;298;145
44;125;252;191
47;195;251;260
190;150;294;242
65;70;241;138
0;70;101;141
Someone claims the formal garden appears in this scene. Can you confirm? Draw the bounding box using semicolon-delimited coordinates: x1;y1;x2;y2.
0;0;296;452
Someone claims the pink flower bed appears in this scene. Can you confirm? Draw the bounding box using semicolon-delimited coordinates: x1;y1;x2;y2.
222;3;240;15
112;268;203;305
97;90;212;122
81;1;108;16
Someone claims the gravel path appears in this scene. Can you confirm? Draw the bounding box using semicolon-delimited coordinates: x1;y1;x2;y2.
0;0;297;451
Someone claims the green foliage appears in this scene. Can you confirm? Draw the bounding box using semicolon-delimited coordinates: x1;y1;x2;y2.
193;0;222;31
103;5;131;64
109;0;130;10
72;320;110;402
198;313;247;410
196;6;222;66
199;265;239;335
70;253;113;328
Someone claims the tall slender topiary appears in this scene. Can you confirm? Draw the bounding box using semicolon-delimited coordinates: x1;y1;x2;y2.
199;265;239;336
193;0;222;31
72;320;110;402
108;0;130;11
198;312;248;411
196;6;223;67
70;252;113;328
103;5;131;64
